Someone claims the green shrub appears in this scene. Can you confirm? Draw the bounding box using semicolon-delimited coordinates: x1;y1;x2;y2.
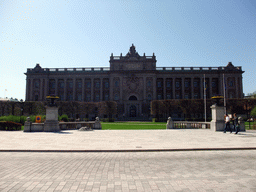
60;114;69;122
0;115;27;125
251;106;256;119
29;115;36;123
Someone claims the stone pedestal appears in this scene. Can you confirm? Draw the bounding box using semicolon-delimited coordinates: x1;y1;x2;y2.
211;104;225;131
44;106;60;132
93;117;102;129
166;117;174;129
23;117;32;132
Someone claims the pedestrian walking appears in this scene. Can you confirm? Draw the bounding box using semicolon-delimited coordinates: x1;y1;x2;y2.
224;114;231;133
233;113;240;134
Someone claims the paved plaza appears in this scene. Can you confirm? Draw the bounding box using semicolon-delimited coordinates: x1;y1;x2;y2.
0;129;256;191
1;151;256;192
0;129;256;151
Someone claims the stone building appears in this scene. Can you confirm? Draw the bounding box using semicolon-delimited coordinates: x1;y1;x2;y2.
25;44;244;120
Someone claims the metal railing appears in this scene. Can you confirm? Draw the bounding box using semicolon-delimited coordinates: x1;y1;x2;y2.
172;121;211;129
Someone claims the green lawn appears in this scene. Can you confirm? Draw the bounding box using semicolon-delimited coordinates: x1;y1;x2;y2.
101;122;166;130
245;122;256;130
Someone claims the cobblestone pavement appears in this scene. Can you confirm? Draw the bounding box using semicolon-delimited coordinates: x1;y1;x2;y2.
1;151;256;192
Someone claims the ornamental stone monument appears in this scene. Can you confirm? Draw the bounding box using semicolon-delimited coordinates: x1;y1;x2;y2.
23;117;32;132
211;96;225;131
44;96;60;132
166;117;174;129
93;117;102;129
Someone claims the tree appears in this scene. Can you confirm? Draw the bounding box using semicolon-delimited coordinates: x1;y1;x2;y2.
251;106;256;119
98;101;117;120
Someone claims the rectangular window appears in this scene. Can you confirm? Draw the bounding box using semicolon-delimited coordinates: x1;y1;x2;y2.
105;82;109;88
69;82;73;89
166;81;171;88
59;82;64;88
104;94;109;101
86;94;91;102
95;94;100;101
87;82;91;88
77;82;82;89
95;82;100;89
35;81;39;88
59;94;64;101
115;81;119;87
185;81;189;88
194;81;198;87
157;82;162;88
114;94;119;101
77;94;82;101
49;80;55;89
68;94;73;101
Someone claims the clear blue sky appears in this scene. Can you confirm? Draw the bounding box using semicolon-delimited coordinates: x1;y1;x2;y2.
0;0;255;100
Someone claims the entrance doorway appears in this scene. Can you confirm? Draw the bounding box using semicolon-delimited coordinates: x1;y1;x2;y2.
129;105;137;117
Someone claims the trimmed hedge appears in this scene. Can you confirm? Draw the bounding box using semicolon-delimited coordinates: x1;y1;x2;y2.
0;115;27;125
0;121;22;131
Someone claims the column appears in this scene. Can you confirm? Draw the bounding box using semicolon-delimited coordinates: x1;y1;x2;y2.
82;78;85;101
45;78;49;99
100;78;103;101
209;77;212;98
29;78;33;101
191;78;194;99
44;79;47;100
235;77;239;98
55;78;58;96
219;75;223;96
40;79;44;101
143;77;146;102
200;77;204;99
163;78;166;100
172;78;175;99
120;77;123;101
110;77;113;100
239;77;243;98
64;79;67;101
73;78;76;101
182;77;185;99
91;78;94;102
25;78;30;101
153;76;156;100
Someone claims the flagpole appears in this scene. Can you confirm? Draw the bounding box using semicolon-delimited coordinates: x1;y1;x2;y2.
204;74;206;122
223;74;226;114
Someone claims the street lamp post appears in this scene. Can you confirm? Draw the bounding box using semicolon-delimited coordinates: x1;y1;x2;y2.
19;99;24;124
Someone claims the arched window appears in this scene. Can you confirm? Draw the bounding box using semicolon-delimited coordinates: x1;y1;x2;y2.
129;95;137;100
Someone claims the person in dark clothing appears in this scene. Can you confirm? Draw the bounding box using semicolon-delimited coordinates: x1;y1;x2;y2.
224;114;231;133
233;113;240;134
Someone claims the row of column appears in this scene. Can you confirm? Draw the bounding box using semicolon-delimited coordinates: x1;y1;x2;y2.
26;74;242;101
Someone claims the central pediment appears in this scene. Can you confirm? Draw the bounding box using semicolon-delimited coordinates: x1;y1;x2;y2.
109;44;157;71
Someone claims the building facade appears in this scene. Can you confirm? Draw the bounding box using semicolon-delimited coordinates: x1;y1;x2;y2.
25;44;244;119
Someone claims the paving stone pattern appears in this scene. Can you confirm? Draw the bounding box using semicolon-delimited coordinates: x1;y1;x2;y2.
1;151;256;192
0;130;256;151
